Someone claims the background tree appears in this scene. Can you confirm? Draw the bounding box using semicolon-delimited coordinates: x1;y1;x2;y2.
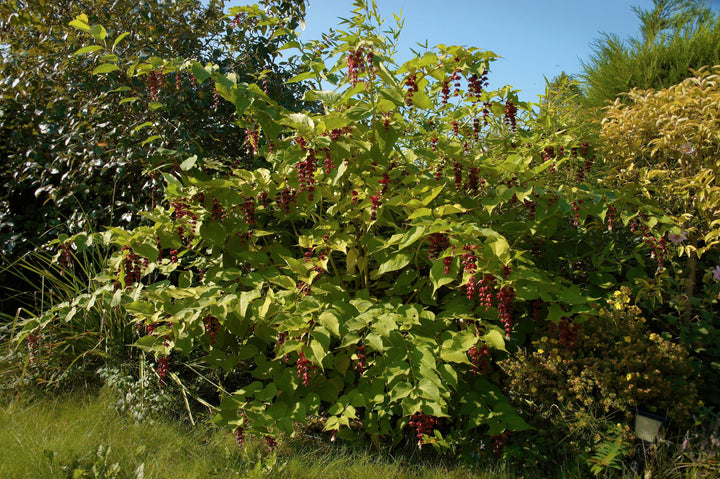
0;0;309;315
580;0;720;108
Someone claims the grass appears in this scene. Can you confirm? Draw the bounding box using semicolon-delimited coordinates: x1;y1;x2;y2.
0;388;527;479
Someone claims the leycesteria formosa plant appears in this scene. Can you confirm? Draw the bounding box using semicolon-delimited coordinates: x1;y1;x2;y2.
18;0;680;453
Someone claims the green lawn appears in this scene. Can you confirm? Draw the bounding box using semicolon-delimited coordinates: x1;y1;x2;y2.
0;389;527;479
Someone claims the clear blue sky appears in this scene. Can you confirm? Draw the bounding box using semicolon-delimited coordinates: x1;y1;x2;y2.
230;0;720;102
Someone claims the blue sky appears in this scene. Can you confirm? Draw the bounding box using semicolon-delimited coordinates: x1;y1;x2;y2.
230;0;720;102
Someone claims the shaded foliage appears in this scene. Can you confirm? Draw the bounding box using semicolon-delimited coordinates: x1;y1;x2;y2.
0;0;309;314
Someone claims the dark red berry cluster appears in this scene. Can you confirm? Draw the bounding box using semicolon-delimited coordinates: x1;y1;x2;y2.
119;246;146;289
58;241;73;275
170;199;197;245
497;286;515;339
231;13;245;28
204;315;220;345
557;317;580;350
450;68;462;96
404;73;418;107
503;99;517;131
478;274;496;310
532;300;543;322
356;342;366;374
461;246;478;300
211;197;226;222
606;205;616;231
234;426;245;448
408;412;437;448
245;124;260;155
467;70;488;101
276;188;297;214
296;351;314;386
542;146;556;174
524;198;537;220
468;343;490;375
148;70;163;101
297;149;317;201
346;46;374;87
428;233;449;260
265;435;277;452
466;167;484;194
453;161;463;190
323;149;335;174
369;194;381;220
157;356;169;383
571;200;582;227
492;432;508;457
441;81;451;105
242;196;256;227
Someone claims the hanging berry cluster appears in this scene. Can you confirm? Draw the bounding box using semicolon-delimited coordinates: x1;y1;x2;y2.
453;161;463;190
461;246;478;300
408;412;438;448
245;124;260;155
148;70;163;101
571;200;582;227
323;149;335;174
118;246;146;289
369;194;381;220
170;199;197;244
346;46;375;87
503;98;517;131
404;73;418;107
606;205;616;231
157;356;169;383
492;432;508;457
467;70;489;100
497;285;516;339
543;146;556;174
296;351;314;386
265;435;277;452
468;343;490;375
553;317;580;351
234;426;245;448
477;274;496;310
276;187;297;214
356;342;366;374
58;241;73;275
242;196;256;227
428;233;449;260
296;142;317;201
465;166;484;194
204;315;220;345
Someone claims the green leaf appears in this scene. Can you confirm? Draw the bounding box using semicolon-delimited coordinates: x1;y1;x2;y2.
430;259;454;294
200;220;226;246
377;252;412;276
74;45;103;56
180;155;198;171
411;91;433;109
69;15;90;32
93;63;120;75
89;24;107;40
482;330;506;352
191;62;211;84
398;226;426;251
112;32;130;52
